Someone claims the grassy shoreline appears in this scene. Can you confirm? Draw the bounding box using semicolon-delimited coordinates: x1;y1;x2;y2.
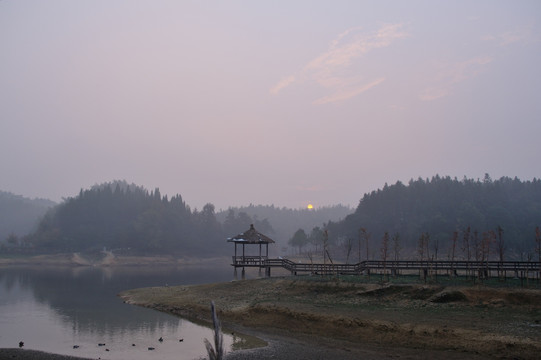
120;276;541;359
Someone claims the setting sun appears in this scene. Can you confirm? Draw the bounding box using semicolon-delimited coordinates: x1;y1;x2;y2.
307;204;314;210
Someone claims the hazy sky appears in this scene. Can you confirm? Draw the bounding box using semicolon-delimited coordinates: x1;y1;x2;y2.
1;1;540;210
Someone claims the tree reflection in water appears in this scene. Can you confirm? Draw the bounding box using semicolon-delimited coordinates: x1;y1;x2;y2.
0;265;241;360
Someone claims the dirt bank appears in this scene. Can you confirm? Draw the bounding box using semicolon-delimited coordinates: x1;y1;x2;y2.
120;277;541;359
0;348;90;360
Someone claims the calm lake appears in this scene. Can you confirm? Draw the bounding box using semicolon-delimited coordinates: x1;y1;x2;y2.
0;264;246;360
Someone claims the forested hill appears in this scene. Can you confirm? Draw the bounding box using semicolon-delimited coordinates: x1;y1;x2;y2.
0;191;56;242
327;175;541;260
16;176;541;259
25;180;350;256
29;181;223;255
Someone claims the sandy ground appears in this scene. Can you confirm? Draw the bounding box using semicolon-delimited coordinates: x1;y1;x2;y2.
120;277;541;360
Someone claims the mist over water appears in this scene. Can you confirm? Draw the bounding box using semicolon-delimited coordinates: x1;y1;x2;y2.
0;265;241;360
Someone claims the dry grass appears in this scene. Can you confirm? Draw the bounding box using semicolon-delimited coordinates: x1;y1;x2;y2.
120;277;541;359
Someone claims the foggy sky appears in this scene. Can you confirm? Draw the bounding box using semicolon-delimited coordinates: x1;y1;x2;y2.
1;1;540;210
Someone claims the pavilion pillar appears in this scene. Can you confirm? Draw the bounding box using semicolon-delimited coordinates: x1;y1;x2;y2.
233;244;238;279
265;244;270;277
258;243;262;276
242;244;246;280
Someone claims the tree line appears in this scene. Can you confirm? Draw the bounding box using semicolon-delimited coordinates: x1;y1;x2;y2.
15;180;346;257
6;175;541;261
216;203;351;250
23;181;266;256
289;175;541;262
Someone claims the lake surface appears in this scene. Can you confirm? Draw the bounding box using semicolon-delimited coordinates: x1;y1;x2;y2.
0;264;246;360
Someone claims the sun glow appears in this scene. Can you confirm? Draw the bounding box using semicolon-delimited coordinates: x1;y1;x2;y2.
307;204;314;210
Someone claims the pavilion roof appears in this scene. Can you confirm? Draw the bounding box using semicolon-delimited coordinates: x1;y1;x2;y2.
227;224;275;244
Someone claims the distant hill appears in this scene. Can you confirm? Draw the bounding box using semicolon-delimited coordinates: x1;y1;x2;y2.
216;204;353;253
325;175;541;261
0;191;56;241
27;180;215;255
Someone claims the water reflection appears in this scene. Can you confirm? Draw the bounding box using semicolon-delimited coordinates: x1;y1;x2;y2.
0;265;240;360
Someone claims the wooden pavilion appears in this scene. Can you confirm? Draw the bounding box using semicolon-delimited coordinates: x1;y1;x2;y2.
227;224;275;278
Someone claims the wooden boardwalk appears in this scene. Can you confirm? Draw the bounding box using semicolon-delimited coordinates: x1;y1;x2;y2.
232;256;541;279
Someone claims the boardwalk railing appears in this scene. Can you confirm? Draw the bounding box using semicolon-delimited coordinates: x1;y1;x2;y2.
232;256;268;266
232;256;541;278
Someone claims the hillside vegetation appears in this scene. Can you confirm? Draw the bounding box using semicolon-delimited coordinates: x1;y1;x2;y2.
0;191;55;245
19;181;348;256
6;175;541;261
216;204;352;250
324;175;541;261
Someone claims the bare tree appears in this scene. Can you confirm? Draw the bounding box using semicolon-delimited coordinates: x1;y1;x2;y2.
462;226;471;261
323;229;332;265
473;230;481;262
450;230;458;261
306;251;314;274
424;233;431;260
433;236;439;260
536;227;541;262
473;230;482;280
481;230;495;279
496;225;505;262
535;226;541;281
381;231;389;279
392;233;401;261
417;233;425;261
482;230;496;262
450;230;458;276
306;250;313;264
344;237;353;264
360;227;371;261
357;227;362;263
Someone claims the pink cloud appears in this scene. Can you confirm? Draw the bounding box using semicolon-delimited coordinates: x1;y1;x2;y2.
313;77;385;105
270;23;408;104
419;56;493;101
269;75;296;95
482;26;538;46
